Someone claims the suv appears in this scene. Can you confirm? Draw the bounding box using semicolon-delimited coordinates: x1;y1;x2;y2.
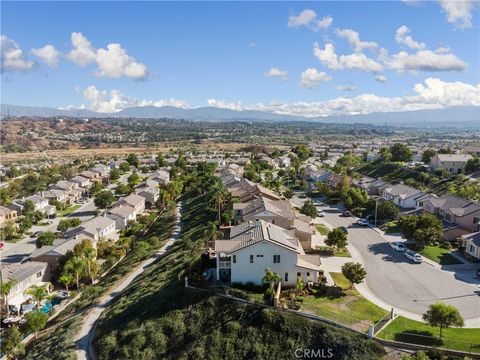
405;250;422;263
342;210;352;217
390;242;406;252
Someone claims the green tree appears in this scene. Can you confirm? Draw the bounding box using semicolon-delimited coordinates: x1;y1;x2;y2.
0;188;11;205
116;183;132;195
379;147;392;161
292;145;312;162
126;153;140;168
325;227;348;251
400;213;443;249
344;188;368;210
283;188;294;199
25;285;49;308
127;172;141;186
110;168;121;181
59;273;74;294
57;218;81;234
94;190;114;208
341;262;367;289
156;153;167;167
422;302;464;338
1;325;25;359
0;280;17;316
24;310;48;338
65;257;86;289
262;268;281;303
390;143;413;162
1;221;17;241
465;156;480;174
422;149;436;164
376;201;399;222
119;161;131;172
36;231;55;248
300;200;318;218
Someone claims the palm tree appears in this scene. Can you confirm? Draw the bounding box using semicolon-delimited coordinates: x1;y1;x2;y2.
0;280;16;316
262;268;281;291
82;246;97;283
58;273;73;294
204;221;218;248
64;257;86;289
25;285;48;309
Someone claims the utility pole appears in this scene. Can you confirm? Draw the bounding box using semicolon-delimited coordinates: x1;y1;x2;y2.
374;197;379;227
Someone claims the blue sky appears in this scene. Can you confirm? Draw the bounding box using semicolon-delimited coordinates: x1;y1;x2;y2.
1;1;479;116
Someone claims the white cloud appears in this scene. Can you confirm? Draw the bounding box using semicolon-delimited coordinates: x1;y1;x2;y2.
438;0;477;28
81;85;189;113
374;75;388;83
264;67;288;80
31;45;61;67
0;35;35;71
335;29;378;52
67;32;97;66
387;49;467;72
287;10;333;31
395;25;425;50
336;85;357;91
299;68;331;88
67;32;148;79
207;78;479;117
313;43;383;72
206;99;244;111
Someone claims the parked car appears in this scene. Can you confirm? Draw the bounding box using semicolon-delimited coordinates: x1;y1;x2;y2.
339;226;348;234
342;210;352;217
356;219;369;226
390;242;406;252
317;210;326;217
405;250;422;263
298;193;307;199
32;231;43;238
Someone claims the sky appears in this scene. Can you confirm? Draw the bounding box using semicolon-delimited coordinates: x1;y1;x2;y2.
1;1;479;117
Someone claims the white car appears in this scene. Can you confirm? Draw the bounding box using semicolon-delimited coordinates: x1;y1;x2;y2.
356;219;369;226
390;242;406;252
317;210;326;217
404;250;422;263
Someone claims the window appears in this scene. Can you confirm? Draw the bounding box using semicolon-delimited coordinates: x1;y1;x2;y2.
306;272;310;277
232;255;236;264
297;272;301;277
256;254;264;258
473;217;480;224
272;219;275;224
36;271;42;278
250;255;253;263
285;273;288;282
273;255;280;263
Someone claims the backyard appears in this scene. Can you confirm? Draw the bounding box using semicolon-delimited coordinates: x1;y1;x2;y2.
419;245;463;265
301;272;387;332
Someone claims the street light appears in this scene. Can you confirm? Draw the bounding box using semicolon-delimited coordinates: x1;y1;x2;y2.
373;196;382;228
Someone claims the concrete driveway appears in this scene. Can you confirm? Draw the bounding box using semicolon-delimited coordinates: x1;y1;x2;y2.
316;201;480;327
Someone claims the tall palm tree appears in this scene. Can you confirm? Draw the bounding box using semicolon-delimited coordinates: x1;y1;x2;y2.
25;285;48;309
58;273;73;294
64;257;85;289
82;246;97;283
0;280;16;316
262;268;281;292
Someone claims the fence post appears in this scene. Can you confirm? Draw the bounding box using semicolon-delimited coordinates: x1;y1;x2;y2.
390;308;395;320
368;324;375;339
184;276;188;287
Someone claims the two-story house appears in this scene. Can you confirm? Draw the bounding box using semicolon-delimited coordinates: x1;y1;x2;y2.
0;206;18;228
75;216;117;242
134;184;159;207
214;220;322;287
117;193;145;217
70;175;92;190
416;194;480;240
107;205;137;229
1;261;51;315
461;232;480;260
430;154;473;175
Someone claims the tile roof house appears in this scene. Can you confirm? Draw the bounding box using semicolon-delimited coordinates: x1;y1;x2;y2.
75;216;117;242
0;206;17;228
382;183;424;209
117;193;145;216
214;220;322;287
70;175;92;189
417;194;480;237
430;154;473;175
1;261;51;314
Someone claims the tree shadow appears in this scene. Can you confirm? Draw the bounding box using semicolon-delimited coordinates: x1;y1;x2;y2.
394;330;443;347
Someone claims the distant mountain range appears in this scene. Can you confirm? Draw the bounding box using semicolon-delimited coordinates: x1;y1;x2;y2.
1;103;478;127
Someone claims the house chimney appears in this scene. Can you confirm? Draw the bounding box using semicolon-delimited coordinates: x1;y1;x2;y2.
255;218;261;227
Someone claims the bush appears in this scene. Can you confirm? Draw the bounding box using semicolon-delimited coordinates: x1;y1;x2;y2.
440;241;452;250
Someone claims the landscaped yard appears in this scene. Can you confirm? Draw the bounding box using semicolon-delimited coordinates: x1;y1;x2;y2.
307;246;351;258
420;245;462;265
301;272;387;332
58;204;82;217
381;221;400;234
378;316;480;354
315;223;330;236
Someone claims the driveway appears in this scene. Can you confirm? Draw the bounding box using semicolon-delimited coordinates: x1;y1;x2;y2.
316;201;480;327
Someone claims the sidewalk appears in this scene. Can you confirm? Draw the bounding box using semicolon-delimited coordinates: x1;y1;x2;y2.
75;202;183;360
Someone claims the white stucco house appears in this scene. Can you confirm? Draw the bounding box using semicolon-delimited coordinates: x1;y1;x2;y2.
214;220;322;287
382;183;424;209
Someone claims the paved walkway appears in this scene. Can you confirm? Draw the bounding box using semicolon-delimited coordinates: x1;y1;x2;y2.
74;202;183;360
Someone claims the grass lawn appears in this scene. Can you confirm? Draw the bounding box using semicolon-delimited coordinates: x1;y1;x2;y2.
382;221;400;234
378;316;480;354
420;246;462;265
315;223;330;236
308;246;351;258
58;204;82;217
301;272;387;332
